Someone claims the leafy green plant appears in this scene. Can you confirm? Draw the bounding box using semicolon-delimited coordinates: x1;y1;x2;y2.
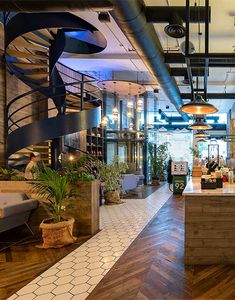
99;156;128;193
149;142;169;178
189;146;200;158
29;165;75;223
0;168;20;180
64;155;103;184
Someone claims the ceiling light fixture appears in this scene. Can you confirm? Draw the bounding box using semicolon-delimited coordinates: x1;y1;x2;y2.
194;130;210;138
127;111;132;118
180;95;218;115
188;117;212;130
101;116;108;127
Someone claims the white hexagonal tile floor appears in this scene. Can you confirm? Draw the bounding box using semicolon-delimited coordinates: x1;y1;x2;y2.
9;185;171;300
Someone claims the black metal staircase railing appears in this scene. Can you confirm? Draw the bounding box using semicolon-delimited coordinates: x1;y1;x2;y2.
3;12;106;167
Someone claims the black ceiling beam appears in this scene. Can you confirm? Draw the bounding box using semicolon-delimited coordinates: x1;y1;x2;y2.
170;67;205;76
145;6;211;23
181;93;235;99
165;53;235;66
0;0;113;11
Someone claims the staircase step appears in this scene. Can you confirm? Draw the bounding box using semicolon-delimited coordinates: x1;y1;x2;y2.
66;94;80;101
24;72;48;80
13;62;48;70
6;49;47;60
11;36;47;51
23;32;50;46
37;29;54;41
41;82;49;87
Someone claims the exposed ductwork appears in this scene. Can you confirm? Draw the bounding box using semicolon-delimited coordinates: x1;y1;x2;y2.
0;0;113;11
110;0;189;121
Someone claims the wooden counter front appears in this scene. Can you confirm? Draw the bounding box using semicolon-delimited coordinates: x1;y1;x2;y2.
184;178;235;265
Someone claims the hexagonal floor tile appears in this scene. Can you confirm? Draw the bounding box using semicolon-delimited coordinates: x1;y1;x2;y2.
53;293;73;300
37;276;57;286
55;275;74;285
87;275;104;285
57;262;74;270
101;256;116;263
87;268;104;277
72;268;89;277
87;261;103;269
71;274;90;285
72;261;89;270
34;284;56;296
70;283;90;295
56;269;74;277
34;293;54;300
17;284;39;296
53;283;73;295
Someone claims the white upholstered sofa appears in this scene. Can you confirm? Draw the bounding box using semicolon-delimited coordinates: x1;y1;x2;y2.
0;193;38;233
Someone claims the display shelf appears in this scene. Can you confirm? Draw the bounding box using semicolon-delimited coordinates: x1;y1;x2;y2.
86;126;104;160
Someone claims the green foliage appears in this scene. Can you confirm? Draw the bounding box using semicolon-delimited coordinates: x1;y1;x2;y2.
64;155;102;184
99;156;128;193
189;146;199;158
0;168;21;180
29;165;75;223
148;142;169;177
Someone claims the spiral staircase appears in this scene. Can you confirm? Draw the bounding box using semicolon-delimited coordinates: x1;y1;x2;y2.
4;12;106;167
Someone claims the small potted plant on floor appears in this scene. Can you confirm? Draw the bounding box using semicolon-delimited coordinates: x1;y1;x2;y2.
99;156;128;205
149;142;169;184
29;165;77;248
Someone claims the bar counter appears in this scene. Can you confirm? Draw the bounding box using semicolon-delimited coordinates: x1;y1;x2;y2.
183;178;235;265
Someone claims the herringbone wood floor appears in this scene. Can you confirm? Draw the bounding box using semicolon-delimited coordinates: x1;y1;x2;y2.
0;227;90;300
88;195;235;300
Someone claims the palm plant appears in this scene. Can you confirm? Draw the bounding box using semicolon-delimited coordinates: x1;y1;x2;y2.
29;165;74;223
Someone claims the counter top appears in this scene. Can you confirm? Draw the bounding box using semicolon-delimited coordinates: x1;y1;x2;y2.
183;178;235;196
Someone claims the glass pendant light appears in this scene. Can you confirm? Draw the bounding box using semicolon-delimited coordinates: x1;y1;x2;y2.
127;101;133;108
188;117;212;130
101;116;108;127
194;130;209;138
180;95;218;115
127;111;132;118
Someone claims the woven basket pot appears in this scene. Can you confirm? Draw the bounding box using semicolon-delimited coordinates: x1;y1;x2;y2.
104;191;124;205
39;217;77;248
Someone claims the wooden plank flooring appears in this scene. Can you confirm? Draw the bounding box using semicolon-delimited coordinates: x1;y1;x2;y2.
0;225;90;300
88;195;235;300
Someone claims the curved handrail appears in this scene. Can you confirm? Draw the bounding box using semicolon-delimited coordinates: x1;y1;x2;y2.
5;12;105;160
7;107;101;157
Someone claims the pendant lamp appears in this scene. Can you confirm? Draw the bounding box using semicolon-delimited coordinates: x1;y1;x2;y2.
180;95;218;115
194;130;209;138
188;117;212;130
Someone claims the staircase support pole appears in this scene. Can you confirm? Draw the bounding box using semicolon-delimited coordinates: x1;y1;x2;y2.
51;137;62;169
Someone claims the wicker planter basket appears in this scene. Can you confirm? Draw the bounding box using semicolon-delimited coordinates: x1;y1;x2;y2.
104;191;124;205
38;217;77;248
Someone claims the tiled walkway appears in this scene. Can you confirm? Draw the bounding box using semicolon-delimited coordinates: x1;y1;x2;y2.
8;185;171;300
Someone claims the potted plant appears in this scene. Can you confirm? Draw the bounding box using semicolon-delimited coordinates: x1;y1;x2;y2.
0;167;21;181
99;156;128;205
149;142;169;183
29;165;77;248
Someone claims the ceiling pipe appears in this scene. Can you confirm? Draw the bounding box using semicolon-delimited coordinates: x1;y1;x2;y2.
110;0;189;121
0;0;113;11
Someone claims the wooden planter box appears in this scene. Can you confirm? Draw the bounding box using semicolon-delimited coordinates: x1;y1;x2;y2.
0;180;100;237
64;180;100;236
